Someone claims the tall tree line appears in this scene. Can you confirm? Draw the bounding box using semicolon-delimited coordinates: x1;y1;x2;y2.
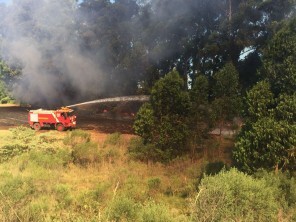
0;0;295;101
75;0;295;95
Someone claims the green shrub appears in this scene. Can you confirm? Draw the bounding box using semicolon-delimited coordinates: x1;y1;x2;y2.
28;149;72;169
72;141;100;165
54;184;73;208
191;168;280;222
93;182;110;201
23;196;50;222
139;201;174;222
64;130;101;166
63;130;91;147
75;190;102;216
115;174;147;202
0;175;35;202
0;144;29;163
10;126;35;143
107;196;139;221
0;96;10;104
102;146;119;163
147;178;161;190
128;137;162;163
104;132;122;146
254;170;296;209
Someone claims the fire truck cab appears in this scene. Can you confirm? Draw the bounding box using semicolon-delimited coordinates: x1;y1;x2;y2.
28;107;76;131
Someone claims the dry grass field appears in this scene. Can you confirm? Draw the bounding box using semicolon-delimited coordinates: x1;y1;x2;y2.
0;106;235;221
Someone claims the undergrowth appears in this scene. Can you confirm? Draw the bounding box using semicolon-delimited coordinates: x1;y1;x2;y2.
0;127;295;221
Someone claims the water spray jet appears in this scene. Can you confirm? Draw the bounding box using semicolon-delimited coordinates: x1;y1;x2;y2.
66;95;150;108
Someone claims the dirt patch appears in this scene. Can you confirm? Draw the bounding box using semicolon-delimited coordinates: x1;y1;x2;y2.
0;106;135;134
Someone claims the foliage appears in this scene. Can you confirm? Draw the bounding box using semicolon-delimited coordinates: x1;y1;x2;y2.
64;130;100;166
188;75;212;155
0;60;16;103
234;18;296;173
104;132;122;146
191;168;281;222
134;70;190;161
150;70;190;117
128;137;161;163
211;62;242;126
133;103;154;144
147;177;161;190
234;117;296;172
63;129;91;147
1;127;295;221
245;81;274;121
263;17;296;95
254;170;296;209
139;201;174;222
0;127;35;163
0;144;30;163
106;196;140;222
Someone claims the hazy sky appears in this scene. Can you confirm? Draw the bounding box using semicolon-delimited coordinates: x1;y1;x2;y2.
0;0;10;4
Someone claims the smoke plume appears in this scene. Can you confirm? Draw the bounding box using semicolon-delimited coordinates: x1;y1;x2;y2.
0;0;106;106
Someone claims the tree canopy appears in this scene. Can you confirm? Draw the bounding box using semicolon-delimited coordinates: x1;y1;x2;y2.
0;0;295;104
234;18;296;173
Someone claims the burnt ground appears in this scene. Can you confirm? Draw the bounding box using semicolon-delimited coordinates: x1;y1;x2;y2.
0;101;143;134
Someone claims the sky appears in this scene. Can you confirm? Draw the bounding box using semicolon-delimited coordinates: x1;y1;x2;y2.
0;0;10;4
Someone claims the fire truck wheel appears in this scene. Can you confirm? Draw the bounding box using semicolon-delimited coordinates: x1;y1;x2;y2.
56;123;65;131
33;123;41;131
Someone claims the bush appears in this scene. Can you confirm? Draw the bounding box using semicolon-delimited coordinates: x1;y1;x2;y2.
72;141;100;165
63;130;91;147
104;132;122;146
147;177;161;190
0;144;29;163
102;146;119;164
54;184;73;208
28;149;72;169
63;130;100;166
107;196;139;221
254;170;296;210
10;126;36;144
128;137;162;163
191;168;280;222
24;196;50;221
0;96;10;104
139;201;174;222
0;175;35;203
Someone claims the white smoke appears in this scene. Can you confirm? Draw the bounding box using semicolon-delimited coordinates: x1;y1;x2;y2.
0;0;106;106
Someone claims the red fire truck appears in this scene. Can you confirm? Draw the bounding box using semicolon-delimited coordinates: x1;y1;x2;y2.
28;107;76;131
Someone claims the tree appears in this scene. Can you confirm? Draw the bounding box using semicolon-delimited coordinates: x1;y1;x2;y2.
234;82;296;172
234;18;296;173
133;70;190;161
133;103;154;144
0;60;18;103
211;63;242;135
234;116;296;173
245;81;274;121
188;75;211;157
262;17;296;95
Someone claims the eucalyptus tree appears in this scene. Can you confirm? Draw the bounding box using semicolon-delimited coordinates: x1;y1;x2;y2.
234;18;296;172
134;70;191;161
